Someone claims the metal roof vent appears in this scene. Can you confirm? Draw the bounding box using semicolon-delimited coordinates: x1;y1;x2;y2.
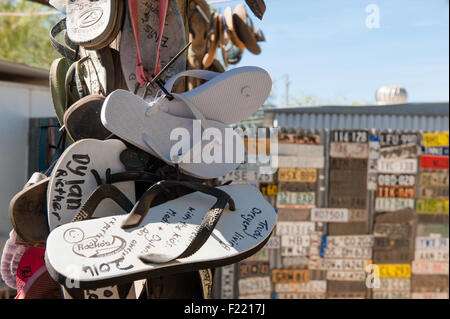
376;85;408;105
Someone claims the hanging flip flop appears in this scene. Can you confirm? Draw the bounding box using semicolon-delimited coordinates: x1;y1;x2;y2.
1;231;29;289
245;0;266;20
78;46;115;96
46;139;136;230
45;183;276;289
102;89;241;179
15;247;46;295
66;0;124;50
202;13;220;68
50;19;79;62
15;266;63;299
9;173;50;244
224;6;245;51
233;4;261;55
120;0;186;97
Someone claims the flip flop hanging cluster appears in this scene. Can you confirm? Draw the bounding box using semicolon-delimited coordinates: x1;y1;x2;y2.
1;0;275;299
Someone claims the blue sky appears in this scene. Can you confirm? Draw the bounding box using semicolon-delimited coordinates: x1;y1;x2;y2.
211;0;449;106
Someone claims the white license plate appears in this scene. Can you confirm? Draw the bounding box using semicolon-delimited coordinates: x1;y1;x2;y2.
280;246;309;257
411;292;449;299
238;277;271;295
278;144;324;157
326;271;366;281
281;235;311;247
414;249;449;262
377;159;418;174
372;291;410;299
318;259;370;271
219;170;274;183
276;222;315;236
323;247;372;259
412;261;449;275
331;130;368;143
281;256;309;268
221;265;235;299
375;198;415;212
377;174;416;186
415;237;449;250
325;235;374;248
374;278;411;291
264;235;280;249
276;192;316;209
276;156;325;168
238;293;271;299
311;208;349;222
276;292;326;299
330;142;369;159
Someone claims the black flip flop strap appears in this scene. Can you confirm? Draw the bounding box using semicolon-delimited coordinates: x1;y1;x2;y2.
121;181;235;262
72;184;134;222
50;19;78;61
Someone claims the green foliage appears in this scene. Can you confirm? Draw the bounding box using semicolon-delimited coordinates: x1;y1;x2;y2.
0;0;60;69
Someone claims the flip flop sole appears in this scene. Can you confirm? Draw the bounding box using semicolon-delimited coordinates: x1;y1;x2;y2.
45;184;277;289
120;0;186;97
164;66;272;125
9;178;50;244
46;139;135;230
101;90;242;179
63;95;112;141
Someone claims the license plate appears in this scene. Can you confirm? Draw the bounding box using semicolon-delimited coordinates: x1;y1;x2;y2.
323;247;372;259
326;271;366;281
278;183;317;193
374;238;410;250
411;274;449;291
259;183;279;196
419;155;449;170
326;281;366;293
377;174;416;186
416;224;449;237
377;264;411;278
276;292;326;299
278;133;321;145
379;144;418;159
373;250;413;264
276;192;316;209
376;186;415;198
330;142;369;159
327;292;365;299
281;256;309;269
330;158;368;170
264;235;280;249
318;259;371;271
331;130;369;143
281;235;311;247
415;237;449;250
277;209;310;221
276;222;315;236
327;222;368;236
238;261;270;278
278;168;317;183
278;144;324;157
311;208;349;222
349;209;369;222
375;198;415;212
412;261;449;275
411;292;449;299
379;132;418;147
245;248;270;262
421;146;449;156
423;132;449;147
373;223;412;239
416;214;449;224
374;278;411;291
328;195;367;210
277;156;324;168
416;199;449;214
324;235;374;248
274;280;327;293
419;172;449;187
374;210;415;224
219;170;274;183
280;246;309;257
418;186;449;199
238;293;271;299
372;291;410;299
220;265;235;299
271;269;310;283
414;249;449;261
377;159;418;174
238;277;271;295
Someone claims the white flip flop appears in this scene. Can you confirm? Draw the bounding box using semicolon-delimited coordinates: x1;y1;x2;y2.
101;89;244;179
159;67;272;125
45;183;277;289
46;139;136;230
120;0;186;97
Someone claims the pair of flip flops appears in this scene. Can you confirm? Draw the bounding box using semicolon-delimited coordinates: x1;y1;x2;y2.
101;66;272;179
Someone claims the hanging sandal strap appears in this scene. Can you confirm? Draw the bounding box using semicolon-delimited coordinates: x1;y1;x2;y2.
164;70;219;92
50;19;78;61
128;0;169;85
71;184;134;222
120;181;235;264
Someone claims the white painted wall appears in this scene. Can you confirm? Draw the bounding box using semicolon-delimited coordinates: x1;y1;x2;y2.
0;81;53;236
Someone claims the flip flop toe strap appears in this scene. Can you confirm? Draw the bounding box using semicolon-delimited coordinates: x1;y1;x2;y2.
120;181;235;264
50;19;78;61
